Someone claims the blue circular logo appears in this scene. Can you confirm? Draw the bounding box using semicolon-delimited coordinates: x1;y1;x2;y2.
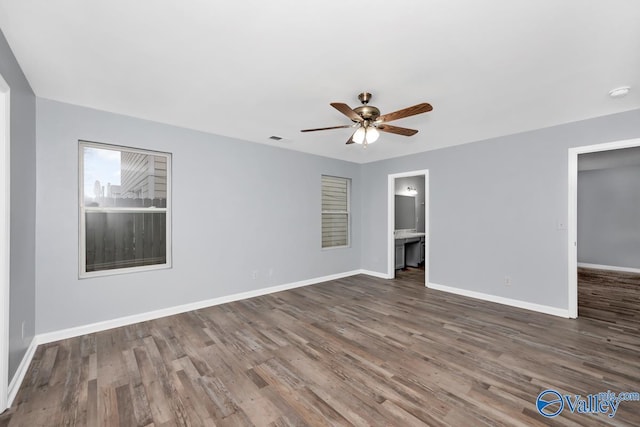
537;389;564;418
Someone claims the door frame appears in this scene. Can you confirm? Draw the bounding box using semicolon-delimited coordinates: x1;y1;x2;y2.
0;73;10;411
387;169;429;285
568;137;640;318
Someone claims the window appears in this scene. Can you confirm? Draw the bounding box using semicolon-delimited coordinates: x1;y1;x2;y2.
321;175;350;248
79;141;171;277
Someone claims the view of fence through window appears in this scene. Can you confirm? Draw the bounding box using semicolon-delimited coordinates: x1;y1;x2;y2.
80;142;171;276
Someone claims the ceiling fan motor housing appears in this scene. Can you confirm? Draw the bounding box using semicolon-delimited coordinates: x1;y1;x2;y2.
354;105;380;122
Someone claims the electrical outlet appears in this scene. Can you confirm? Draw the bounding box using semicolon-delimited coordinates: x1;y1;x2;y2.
21;321;25;340
252;270;258;280
504;276;512;286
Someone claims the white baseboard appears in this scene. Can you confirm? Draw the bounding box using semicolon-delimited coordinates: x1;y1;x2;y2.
357;269;393;279
427;282;570;318
577;262;640;274
7;337;38;408
36;270;363;345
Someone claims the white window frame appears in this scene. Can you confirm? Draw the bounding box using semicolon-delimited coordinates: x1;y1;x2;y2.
321;175;351;249
79;141;172;278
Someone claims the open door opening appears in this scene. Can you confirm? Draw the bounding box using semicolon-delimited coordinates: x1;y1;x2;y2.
568;138;640;319
388;170;429;286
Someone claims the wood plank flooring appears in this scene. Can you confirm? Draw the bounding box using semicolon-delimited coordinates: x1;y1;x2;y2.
394;266;425;285
1;272;639;426
578;267;640;331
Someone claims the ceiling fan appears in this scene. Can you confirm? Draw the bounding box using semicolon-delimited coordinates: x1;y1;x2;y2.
301;92;433;146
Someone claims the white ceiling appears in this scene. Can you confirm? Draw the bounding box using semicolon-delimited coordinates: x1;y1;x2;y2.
1;0;639;164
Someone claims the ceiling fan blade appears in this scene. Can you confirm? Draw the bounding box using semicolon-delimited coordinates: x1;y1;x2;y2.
377;103;433;123
346;135;355;144
377;124;419;136
300;124;353;132
330;103;363;122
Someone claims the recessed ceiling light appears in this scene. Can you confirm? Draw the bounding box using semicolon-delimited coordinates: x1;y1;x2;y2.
609;86;631;98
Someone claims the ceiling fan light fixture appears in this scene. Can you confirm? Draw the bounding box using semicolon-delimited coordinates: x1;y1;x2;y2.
352;126;366;144
367;126;380;143
352;125;379;145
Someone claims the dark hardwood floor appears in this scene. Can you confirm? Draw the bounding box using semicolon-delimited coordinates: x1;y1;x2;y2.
394;265;425;285
1;272;639;426
578;267;640;331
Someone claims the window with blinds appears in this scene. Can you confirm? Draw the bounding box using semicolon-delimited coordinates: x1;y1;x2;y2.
321;175;350;249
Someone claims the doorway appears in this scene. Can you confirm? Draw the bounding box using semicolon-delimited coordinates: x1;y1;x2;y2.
0;73;10;411
568;137;640;318
387;170;429;286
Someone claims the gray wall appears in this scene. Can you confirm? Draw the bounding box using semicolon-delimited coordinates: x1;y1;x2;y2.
578;165;640;269
0;30;36;382
361;109;640;310
35;98;361;333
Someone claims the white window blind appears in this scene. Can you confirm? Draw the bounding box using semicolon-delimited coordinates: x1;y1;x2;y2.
321;175;350;248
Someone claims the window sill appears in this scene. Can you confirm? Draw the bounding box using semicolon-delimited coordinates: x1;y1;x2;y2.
321;245;351;251
79;263;172;279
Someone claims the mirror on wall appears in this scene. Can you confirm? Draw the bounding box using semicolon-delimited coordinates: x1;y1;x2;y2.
395;195;416;230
